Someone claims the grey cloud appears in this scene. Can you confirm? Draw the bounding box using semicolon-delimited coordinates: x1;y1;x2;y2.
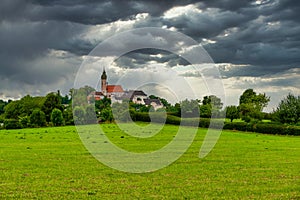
0;0;299;105
115;49;189;69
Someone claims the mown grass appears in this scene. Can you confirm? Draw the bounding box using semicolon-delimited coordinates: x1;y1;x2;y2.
0;123;299;199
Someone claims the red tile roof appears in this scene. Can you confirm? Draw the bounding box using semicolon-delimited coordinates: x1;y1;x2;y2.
106;85;124;93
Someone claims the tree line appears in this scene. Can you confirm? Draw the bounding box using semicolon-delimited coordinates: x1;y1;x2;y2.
0;86;299;129
0;91;72;129
225;89;300;125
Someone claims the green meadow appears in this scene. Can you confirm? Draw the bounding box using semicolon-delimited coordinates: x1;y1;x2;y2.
0;123;299;199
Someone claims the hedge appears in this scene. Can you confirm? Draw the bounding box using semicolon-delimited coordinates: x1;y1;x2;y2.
131;112;300;136
223;122;300;136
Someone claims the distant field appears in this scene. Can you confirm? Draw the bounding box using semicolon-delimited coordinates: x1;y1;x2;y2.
0;124;299;199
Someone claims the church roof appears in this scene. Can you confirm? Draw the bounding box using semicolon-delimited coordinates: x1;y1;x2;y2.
130;90;147;96
118;90;147;100
89;91;104;96
106;85;124;93
144;98;162;106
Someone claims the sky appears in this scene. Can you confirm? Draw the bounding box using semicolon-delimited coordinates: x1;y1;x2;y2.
0;0;299;112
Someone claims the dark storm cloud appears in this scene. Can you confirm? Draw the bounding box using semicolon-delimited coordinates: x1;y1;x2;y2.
0;0;199;24
0;0;299;101
201;0;254;11
115;49;189;69
0;20;87;81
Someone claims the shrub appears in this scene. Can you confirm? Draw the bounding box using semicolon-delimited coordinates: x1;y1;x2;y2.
73;106;86;125
4;119;22;129
30;109;46;127
166;115;181;125
198;118;211;128
183;118;200;127
51;108;64;126
133;112;150;122
19;116;30;128
223;122;248;131
242;115;252;123
0;115;4;123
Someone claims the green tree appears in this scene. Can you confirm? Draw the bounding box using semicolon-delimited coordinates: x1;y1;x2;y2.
202;95;223;117
19;95;45;117
209;95;223;110
19;116;30;128
239;89;270;111
73;106;86;125
42;92;62;122
4;96;45;119
112;102;132;122
51;108;64;126
86;105;97;124
180;99;199;117
4;100;21;119
238;89;270;121
225;105;239;122
30;109;46;127
72;86;95;107
0;99;9;115
61;94;71;105
274;94;300;124
200;104;212;118
63;106;74;125
100;107;113;122
95;97;111;113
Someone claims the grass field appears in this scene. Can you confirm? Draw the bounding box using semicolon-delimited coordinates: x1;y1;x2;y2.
0;123;299;199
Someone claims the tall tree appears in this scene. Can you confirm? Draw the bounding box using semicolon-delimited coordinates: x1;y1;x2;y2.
200;104;212;118
238;89;270;121
42;92;62;122
95;97;111;113
202;95;223;110
51;108;64;126
30;109;46;127
180;99;199;117
72;86;95;107
274;93;300;124
73;106;86;125
0;99;8;115
239;89;270;112
4;96;45;119
225;105;239;122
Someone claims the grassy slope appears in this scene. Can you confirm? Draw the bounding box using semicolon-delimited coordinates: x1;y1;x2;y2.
0;124;299;199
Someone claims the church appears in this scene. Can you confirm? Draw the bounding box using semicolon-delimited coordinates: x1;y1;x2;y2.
87;69;164;110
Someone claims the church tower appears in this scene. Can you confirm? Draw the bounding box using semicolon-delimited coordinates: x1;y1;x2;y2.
101;69;107;95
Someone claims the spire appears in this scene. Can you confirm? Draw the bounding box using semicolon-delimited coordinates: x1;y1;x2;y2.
101;68;107;80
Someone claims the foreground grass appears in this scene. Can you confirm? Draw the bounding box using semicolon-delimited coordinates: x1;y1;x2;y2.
0;124;299;199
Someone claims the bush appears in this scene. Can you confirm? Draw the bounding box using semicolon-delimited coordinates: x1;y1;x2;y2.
166;115;181;125
133;112;151;122
4;119;22;129
242;116;252;123
30;109;46;127
51;108;64;126
73;106;86;125
19;116;30;128
223;122;249;131
198;118;211;128
181;118;200;127
0;115;4;123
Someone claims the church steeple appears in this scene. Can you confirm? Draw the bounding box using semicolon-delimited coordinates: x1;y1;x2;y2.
101;68;107;94
101;68;107;80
